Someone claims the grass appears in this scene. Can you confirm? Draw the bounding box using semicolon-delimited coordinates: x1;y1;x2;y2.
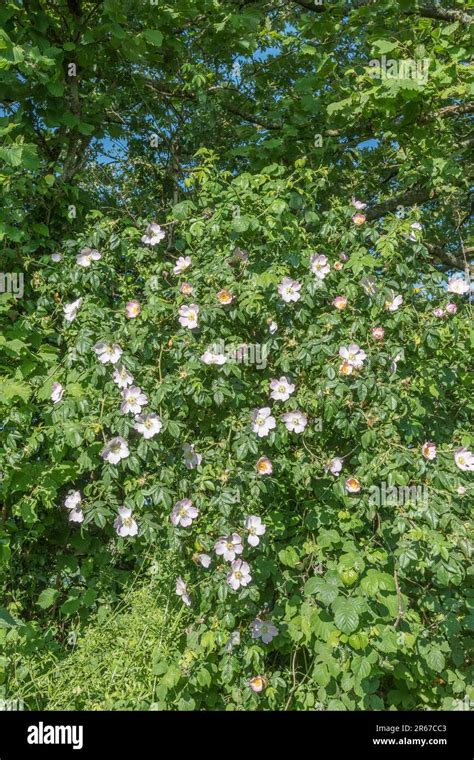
8;576;190;710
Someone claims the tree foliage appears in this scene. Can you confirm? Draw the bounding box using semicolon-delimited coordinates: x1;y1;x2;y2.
0;0;472;710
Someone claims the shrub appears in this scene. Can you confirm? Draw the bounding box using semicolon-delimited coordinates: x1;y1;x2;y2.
1;159;472;710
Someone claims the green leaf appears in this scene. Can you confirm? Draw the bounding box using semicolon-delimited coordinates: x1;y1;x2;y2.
278;546;299;567
424;648;446;672
46;81;64;97
327;97;351;116
332;598;359;634
304;577;339;605
0;379;31;403
142;30;163;47
37;588;59;609
197;668;212;687
161;663;181;688
0;607;20;628
0;144;23;166
231;215;250;233
172;200;195;220
60;596;82;616
312;662;330;687
351;656;371;679
372;40;399;54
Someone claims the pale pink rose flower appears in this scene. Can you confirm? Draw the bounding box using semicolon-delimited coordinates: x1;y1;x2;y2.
180;282;194;295
93;342;123;364
101;437;129;464
217;289;233;305
445;303;457;315
197;553;211;568
333;295;347;310
245;515;266;547
281;410;307;433
63;297;82;322
251;407;276;437
447;277;469;295
278;277;301;303
252;620;278;644
227;559;252;590
256;456;273;475
175;576;192;606
385;292;403;311
433;307;445;318
325;457;343;475
178;304;199;329
422;441;437;460
68;508;84;524
339;361;354;376
214;533;243;562
310;254;330;280
345;478;361;493
121;386;148;414
141;222;165;246
339;343;367;368
249;675;265;693
372;327;385;341
183;443;202;469
352;213;366;225
201;350;227;365
64;491;84;523
126;300;141;318
114;506;138;537
174;256;191;275
171;498;199;528
269;376;295;402
76;247;101;267
51;381;64;403
134;413;162;439
454;448;474;472
64;490;81;510
351;197;367;210
113;365;134;389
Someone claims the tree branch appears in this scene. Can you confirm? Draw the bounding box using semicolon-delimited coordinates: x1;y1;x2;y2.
289;0;472;25
366;188;438;221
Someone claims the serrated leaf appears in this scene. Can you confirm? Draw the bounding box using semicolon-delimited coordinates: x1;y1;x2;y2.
332;598;359;634
142;29;163;47
37;588;59;609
